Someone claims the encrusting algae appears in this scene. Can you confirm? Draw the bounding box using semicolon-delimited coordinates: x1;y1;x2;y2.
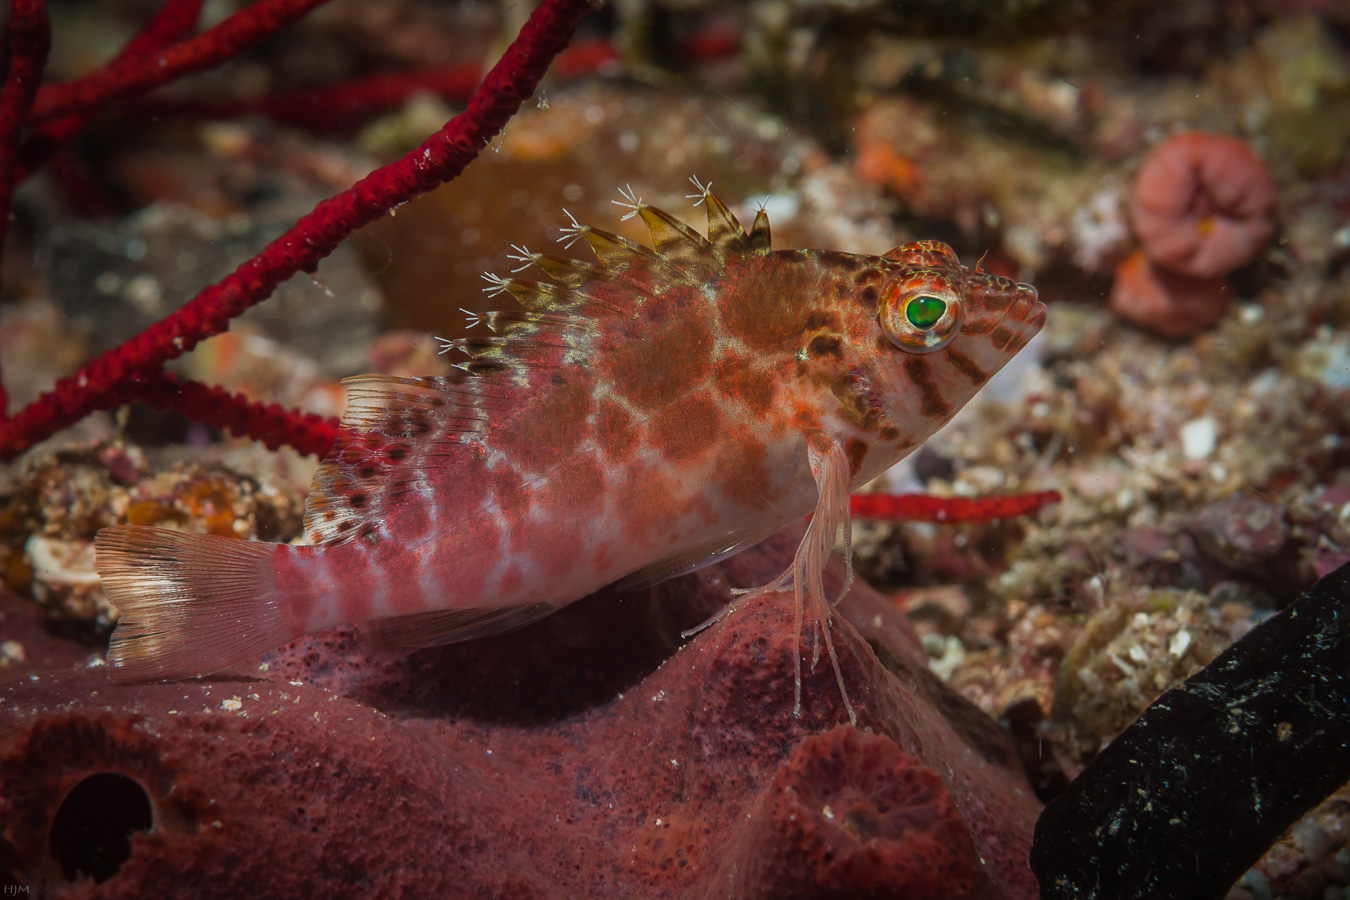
95;179;1044;724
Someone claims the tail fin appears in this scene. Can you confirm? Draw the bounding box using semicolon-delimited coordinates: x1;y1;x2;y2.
96;526;295;683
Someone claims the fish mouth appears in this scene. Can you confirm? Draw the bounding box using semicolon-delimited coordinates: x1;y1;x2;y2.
987;281;1046;355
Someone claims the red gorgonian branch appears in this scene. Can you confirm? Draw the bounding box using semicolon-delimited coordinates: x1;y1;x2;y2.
0;0;599;461
15;0;205;185
111;370;341;458
29;0;329;123
0;0;51;415
850;489;1061;522
123;38;623;137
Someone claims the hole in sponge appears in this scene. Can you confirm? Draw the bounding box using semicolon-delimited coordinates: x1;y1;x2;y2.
49;772;153;883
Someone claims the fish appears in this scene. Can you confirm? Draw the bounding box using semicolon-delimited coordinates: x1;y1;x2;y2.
95;178;1046;723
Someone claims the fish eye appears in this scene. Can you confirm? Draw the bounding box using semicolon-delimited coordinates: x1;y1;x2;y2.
879;277;963;354
906;294;947;329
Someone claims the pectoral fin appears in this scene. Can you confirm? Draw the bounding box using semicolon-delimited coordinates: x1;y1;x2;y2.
368;602;564;649
611;522;785;592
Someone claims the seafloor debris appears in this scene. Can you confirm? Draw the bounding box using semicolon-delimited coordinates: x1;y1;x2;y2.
0;443;306;629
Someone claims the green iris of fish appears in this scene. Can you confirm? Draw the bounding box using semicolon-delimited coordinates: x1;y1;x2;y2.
907;295;946;329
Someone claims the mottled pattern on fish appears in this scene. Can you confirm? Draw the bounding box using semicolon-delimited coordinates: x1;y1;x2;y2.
96;179;1045;721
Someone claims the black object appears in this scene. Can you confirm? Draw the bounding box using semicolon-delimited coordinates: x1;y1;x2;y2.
48;772;153;882
1032;560;1350;899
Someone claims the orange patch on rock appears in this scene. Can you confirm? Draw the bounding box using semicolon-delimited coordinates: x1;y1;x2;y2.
647;394;721;463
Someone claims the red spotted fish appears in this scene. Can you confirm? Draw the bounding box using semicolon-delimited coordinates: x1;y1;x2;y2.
96;179;1045;722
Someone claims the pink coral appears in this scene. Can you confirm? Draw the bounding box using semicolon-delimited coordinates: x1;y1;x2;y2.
1130;132;1276;279
1110;249;1232;339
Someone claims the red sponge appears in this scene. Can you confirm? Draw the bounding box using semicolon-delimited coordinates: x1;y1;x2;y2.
1130;132;1275;279
1110;249;1231;339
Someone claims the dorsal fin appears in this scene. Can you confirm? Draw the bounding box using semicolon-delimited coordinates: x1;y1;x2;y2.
613;183;714;275
686;176;752;258
470;309;600;336
441;334;574;372
481;272;631;316
558;210;687;282
748;207;772;254
515;248;656;300
543;183;772;295
612;184;707;249
436;306;598;382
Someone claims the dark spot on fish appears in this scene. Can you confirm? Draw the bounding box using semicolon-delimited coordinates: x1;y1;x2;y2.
607;303;714;411
807;335;844;360
835;255;862;271
649;393;721;462
844;437;869;476
879;425;900;442
991;324;1014;347
804;310;840;331
466;360;508;376
832;365;885;431
902;355;951;419
944;347;988;385
349;493;367;508
387;445;408;462
337;520;354;533
860;286;879;307
357;466;377;479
